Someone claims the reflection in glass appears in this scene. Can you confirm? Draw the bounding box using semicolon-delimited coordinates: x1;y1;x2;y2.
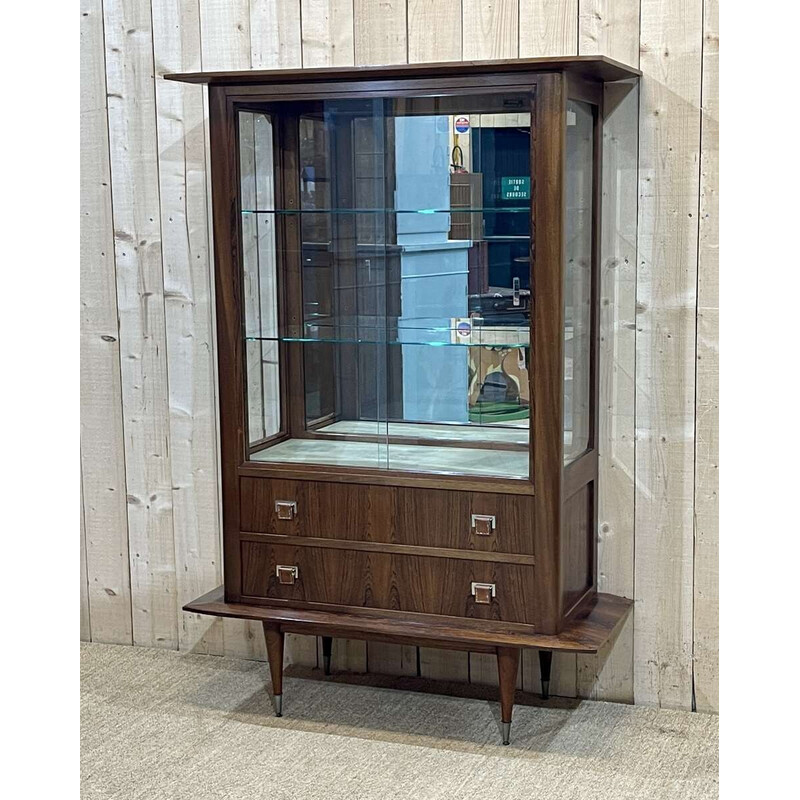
563;100;594;464
241;97;533;479
239;112;280;448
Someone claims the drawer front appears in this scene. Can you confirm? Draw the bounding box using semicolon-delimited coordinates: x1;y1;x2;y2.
240;478;534;556
240;540;536;624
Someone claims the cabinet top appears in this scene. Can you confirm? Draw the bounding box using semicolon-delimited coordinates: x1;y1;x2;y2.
165;55;640;86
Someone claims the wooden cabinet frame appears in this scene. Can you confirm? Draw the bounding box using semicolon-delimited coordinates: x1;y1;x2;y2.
168;56;639;745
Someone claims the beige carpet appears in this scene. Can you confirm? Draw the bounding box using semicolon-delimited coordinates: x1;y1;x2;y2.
81;643;718;800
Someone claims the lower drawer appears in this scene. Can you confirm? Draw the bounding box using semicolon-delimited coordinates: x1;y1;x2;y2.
240;540;536;625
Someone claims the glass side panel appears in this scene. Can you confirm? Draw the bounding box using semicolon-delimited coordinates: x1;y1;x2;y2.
242;95;532;479
239;112;281;449
563;100;594;465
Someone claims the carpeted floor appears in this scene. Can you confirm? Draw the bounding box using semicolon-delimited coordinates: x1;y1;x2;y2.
81;643;718;800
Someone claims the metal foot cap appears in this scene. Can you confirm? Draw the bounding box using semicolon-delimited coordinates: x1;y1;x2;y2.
274;694;283;717
501;721;511;746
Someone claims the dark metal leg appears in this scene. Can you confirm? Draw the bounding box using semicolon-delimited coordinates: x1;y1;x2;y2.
539;650;553;700
262;623;285;716
496;647;520;745
322;636;333;676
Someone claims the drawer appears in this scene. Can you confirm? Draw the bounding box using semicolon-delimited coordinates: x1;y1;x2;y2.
240;540;536;624
240;478;534;556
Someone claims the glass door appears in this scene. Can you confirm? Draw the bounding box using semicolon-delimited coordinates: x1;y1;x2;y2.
239;92;534;480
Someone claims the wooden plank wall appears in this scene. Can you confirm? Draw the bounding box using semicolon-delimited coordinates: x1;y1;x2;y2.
80;0;719;712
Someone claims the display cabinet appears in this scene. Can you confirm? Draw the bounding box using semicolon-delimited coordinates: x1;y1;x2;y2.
168;56;639;745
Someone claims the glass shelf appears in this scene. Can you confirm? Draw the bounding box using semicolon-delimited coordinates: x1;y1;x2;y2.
241;207;530;214
244;321;530;349
245;337;528;349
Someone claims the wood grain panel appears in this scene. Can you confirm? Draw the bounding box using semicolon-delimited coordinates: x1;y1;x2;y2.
241;478;535;556
577;79;638;702
301;0;355;67
152;0;225;656
80;0;133;646
519;1;578;57
199;0;251;71
104;0;178;649
562;484;593;613
693;0;718;714
407;0;461;63
241;542;537;623
250;0;302;68
189;585;631;651
635;0;703;709
463;0;519;60
367;641;418;676
578;1;640;67
353;0;407;65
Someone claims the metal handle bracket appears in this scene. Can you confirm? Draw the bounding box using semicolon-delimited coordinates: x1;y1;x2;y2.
276;565;299;585
274;500;297;520
471;514;496;536
471;582;496;604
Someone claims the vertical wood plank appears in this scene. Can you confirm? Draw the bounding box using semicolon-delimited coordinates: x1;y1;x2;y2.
353;0;407;65
519;1;578;57
250;0;303;68
199;0;252;70
634;0;703;709
152;0;225;656
463;0;519;60
469;652;523;689
321;637;368;673
693;0;718;714
577;80;639;702
80;466;91;642
407;0;462;63
301;0;355;67
368;642;418;676
420;647;469;683
104;0;178;649
198;0;262;661
522;650;577;698
578;1;640;67
80;0;133;646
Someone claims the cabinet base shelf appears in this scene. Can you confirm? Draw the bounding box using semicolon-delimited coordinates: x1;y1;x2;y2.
184;586;631;654
186;587;630;744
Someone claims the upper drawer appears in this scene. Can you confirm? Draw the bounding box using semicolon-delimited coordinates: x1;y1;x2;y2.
240;478;534;556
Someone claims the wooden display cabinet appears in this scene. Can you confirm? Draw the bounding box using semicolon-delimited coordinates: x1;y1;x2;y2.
167;56;639;745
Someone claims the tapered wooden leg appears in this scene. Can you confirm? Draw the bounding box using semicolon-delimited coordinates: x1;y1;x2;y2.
496;647;520;745
262;623;284;717
538;649;553;700
321;636;333;675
